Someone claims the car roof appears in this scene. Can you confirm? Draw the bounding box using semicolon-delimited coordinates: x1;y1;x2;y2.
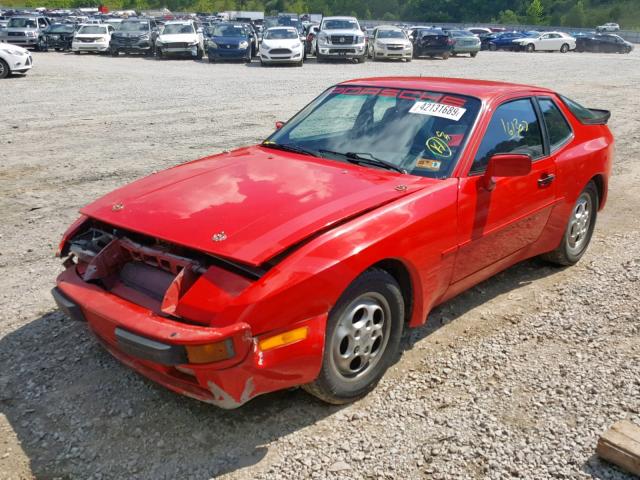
323;16;357;21
338;77;554;100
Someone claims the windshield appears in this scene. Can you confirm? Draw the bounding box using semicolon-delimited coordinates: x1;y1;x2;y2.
48;24;74;33
163;23;194;35
8;18;37;28
264;28;298;39
209;24;245;36
119;21;149;32
78;25;107;34
265;86;481;179
377;30;405;39
323;19;358;30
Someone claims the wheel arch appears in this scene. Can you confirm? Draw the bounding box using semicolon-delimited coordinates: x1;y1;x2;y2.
369;259;415;327
590;173;607;210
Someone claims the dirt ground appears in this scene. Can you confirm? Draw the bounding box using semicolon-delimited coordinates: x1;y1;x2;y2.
0;50;639;479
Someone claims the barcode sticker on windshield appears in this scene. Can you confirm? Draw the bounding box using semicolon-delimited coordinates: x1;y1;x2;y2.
409;102;467;121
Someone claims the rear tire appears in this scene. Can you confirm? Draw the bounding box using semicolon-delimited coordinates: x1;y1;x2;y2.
540;182;598;266
560;43;569;53
303;268;404;404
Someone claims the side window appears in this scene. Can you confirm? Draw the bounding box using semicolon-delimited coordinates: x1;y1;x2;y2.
470;98;543;175
539;98;572;150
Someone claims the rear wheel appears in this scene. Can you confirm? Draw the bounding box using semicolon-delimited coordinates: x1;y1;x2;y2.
489;43;497;51
541;182;598;266
303;269;404;404
560;43;569;53
0;59;9;79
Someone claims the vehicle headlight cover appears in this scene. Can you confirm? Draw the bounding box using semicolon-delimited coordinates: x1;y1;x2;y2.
239;40;249;49
26;31;37;37
375;41;385;48
207;39;218;48
356;35;364;44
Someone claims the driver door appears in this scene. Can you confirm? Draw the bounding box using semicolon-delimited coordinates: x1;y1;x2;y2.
453;97;557;282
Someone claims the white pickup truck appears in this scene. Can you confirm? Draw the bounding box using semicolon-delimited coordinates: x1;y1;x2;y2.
316;16;366;63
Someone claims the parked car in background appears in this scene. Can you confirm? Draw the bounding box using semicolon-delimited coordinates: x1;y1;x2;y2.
259;26;304;66
304;23;319;56
52;77;613;408
513;31;575;53
479;32;498;50
576;33;633;53
467;27;491;36
367;26;412;62
0;41;32;78
156;20;204;60
72;24;114;54
596;22;620;32
410;28;453;59
448;29;480;57
41;23;75;51
487;31;528;51
205;22;252;63
0;15;50;50
316;16;367;63
110;18;159;56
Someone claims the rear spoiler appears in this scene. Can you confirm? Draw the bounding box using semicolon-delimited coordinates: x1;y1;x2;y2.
583;108;611;125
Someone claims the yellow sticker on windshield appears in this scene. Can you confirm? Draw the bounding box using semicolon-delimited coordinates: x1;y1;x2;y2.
426;136;452;158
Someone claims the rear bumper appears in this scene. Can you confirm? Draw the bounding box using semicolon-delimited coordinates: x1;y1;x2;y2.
53;267;326;408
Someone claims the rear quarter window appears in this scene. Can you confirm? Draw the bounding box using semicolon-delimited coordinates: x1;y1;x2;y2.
539;98;573;151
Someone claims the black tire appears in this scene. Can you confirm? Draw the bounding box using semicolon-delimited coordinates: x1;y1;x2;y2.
156;48;163;59
470;51;478;58
526;43;535;53
560;43;569;53
541;181;598;266
441;51;450;60
196;47;203;60
0;58;9;79
358;54;367;63
489;44;497;51
302;268;405;404
146;46;154;57
54;48;61;52
111;48;119;57
316;51;324;63
209;56;215;63
74;51;80;55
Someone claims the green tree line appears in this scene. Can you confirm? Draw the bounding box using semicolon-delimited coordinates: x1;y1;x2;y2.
2;0;638;29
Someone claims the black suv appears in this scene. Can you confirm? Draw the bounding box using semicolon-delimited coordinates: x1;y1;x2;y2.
110;18;159;56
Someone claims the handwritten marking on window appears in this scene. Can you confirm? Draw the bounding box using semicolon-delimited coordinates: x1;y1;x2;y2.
501;118;529;139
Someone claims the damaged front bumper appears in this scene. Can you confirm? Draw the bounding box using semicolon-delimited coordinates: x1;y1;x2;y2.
53;267;326;408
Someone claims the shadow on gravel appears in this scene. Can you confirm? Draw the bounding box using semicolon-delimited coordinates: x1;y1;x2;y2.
0;313;342;478
582;454;635;479
0;259;562;478
403;258;563;349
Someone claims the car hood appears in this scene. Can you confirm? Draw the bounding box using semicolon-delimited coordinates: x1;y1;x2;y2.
113;31;148;37
0;41;28;53
81;145;429;266
262;38;300;48
159;33;197;42
3;27;38;33
211;35;247;42
324;29;360;36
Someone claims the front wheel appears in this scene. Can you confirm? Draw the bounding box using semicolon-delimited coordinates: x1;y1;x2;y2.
541;182;598;266
470;51;478;58
0;58;9;79
196;47;203;60
489;44;497;51
441;51;450;60
560;43;569;53
302;269;404;404
526;43;535;52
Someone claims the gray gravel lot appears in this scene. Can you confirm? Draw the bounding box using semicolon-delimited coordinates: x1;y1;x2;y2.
0;50;639;479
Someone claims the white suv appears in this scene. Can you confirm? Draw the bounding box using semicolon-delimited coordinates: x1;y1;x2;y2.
155;20;204;59
316;16;366;63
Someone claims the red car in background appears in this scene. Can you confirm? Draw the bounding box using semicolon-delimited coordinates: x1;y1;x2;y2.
53;78;613;408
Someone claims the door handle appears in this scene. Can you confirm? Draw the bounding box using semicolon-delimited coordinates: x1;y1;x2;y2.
538;173;555;188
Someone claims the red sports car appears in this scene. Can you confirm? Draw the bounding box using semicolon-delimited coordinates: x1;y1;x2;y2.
53;78;613;408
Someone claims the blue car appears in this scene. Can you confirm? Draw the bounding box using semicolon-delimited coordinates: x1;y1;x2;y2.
205;23;252;63
488;31;527;51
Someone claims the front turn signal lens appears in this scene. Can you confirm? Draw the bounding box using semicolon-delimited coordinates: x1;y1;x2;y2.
186;339;234;364
259;326;308;351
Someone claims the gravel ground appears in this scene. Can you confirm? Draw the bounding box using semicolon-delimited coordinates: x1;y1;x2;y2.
0;50;639;480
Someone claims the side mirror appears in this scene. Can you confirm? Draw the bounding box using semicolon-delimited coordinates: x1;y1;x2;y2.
482;153;532;190
275;121;284;130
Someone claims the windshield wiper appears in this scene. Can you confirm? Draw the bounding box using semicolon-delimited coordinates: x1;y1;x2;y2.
318;149;406;174
261;142;317;157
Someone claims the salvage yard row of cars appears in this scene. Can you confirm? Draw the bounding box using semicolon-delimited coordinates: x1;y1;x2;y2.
1;10;634;78
50;77;614;408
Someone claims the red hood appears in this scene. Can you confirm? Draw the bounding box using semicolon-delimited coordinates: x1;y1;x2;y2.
81;146;429;266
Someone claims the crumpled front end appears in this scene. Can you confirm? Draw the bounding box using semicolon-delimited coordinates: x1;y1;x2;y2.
53;219;326;408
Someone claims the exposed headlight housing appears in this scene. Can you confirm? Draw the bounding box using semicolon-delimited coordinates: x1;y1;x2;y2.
239;40;249;49
207;39;218;48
